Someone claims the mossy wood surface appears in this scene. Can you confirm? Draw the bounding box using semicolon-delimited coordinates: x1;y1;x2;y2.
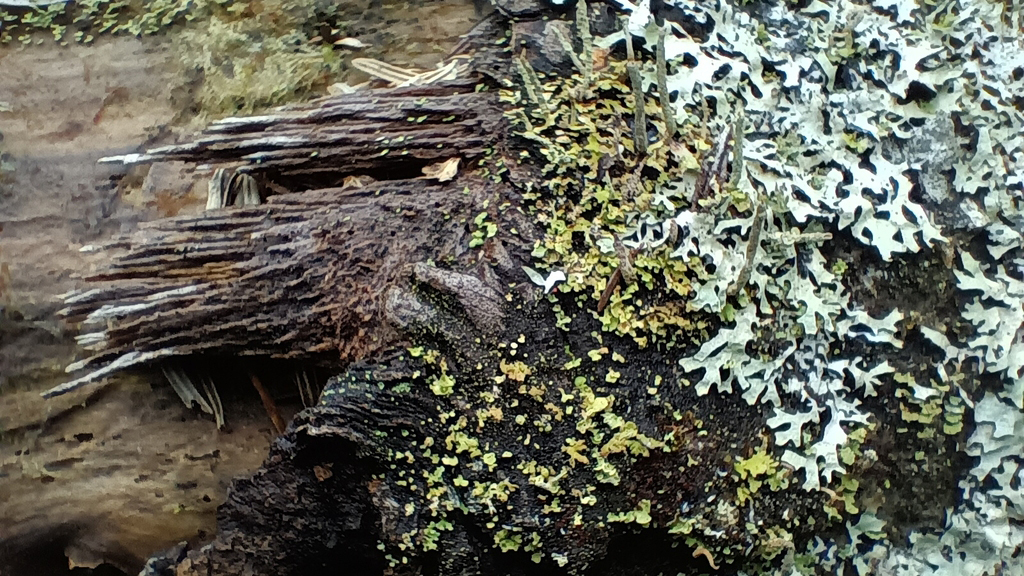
42;1;1024;575
69;15;815;576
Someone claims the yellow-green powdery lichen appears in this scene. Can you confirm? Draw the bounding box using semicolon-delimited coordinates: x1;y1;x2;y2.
448;0;1020;572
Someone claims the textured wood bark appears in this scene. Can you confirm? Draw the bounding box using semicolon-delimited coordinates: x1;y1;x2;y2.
113;86;499;184
50;176;497;396
2;14;525;576
49;66;516;397
137;256;807;576
44;9;516;394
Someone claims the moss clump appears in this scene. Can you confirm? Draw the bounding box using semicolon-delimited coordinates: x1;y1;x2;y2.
1;1;347;119
1;0;223;45
173;0;346;119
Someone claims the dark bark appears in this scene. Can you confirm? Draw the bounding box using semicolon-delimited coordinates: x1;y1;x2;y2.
137;291;781;576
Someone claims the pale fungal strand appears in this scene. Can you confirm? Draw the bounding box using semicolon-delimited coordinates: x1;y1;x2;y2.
514;50;552;119
622;17;647;156
207;168;261;210
350;57;464;88
655;26;675;141
692;545;719;570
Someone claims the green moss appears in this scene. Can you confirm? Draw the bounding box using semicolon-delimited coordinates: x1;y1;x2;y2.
2;1;347;119
502;52;714;350
174;2;344;119
2;1;225;44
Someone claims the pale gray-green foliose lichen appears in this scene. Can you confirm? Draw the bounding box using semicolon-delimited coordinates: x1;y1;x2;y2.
604;0;1023;574
315;0;1023;573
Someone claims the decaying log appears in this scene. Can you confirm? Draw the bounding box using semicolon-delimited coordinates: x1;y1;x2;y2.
100;13;511;191
50;89;516;397
39;5;839;576
136;270;822;576
5;9;554;576
103;83;498;189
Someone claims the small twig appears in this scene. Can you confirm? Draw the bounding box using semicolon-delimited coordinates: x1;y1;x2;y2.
202;376;225;429
296;368;319;408
728;109;746;190
163;365;213;414
552;26;586;76
728;201;764;298
655;26;676;142
623;22;648;156
614;236;637;285
699;95;711;141
226;172;261;207
576;0;593;98
623;157;647;202
691;124;733;210
515;49;551;120
693;545;719;570
597;268;622;314
597;239;638;313
550;25;586;123
206;168;230;210
249;372;286;434
351;57;423;85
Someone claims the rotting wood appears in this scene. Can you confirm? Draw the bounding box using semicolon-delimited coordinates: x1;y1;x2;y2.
102;85;502;189
17;3;988;576
46;5;787;576
5;10;529;576
46;15;520;400
49;177;508;398
37;4;843;576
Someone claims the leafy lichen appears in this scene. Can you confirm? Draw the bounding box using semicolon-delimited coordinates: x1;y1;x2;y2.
595;0;1024;573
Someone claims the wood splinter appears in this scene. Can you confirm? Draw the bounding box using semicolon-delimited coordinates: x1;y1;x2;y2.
693;545;720;570
249;372;286;435
597;236;638;314
597;268;622;314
